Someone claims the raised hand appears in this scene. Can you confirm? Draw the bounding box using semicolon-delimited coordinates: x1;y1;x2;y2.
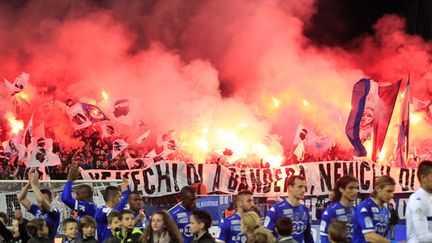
120;177;129;192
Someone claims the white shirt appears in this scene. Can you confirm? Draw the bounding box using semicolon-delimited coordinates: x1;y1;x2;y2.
406;187;432;243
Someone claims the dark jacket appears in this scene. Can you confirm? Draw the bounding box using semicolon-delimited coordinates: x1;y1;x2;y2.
277;236;298;243
103;228;142;243
192;231;215;243
76;237;98;243
27;238;51;243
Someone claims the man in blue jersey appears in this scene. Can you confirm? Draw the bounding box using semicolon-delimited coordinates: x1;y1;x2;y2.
352;175;401;243
169;186;197;243
264;175;314;243
128;191;148;231
218;190;256;243
320;175;358;243
61;160;96;218
95;177;130;242
18;170;60;240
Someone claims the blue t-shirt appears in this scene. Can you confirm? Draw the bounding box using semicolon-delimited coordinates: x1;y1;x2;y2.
352;197;390;243
320;201;355;243
29;204;60;239
60;181;97;219
95;189;130;242
218;213;246;243
264;199;314;243
169;204;193;243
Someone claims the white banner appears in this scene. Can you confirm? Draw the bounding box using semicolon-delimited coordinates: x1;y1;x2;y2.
81;160;419;197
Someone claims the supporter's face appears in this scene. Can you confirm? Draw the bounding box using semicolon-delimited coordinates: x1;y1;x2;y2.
328;191;336;201
39;222;49;238
109;217;121;231
122;213;134;230
14;210;22;220
377;185;395;203
182;192;197;211
151;214;165;233
289;179;307;200
341;181;358;202
189;215;203;235
82;225;95;239
64;222;78;240
12;220;19;234
238;194;256;212
112;191;122;206
421;173;432;191
128;194;143;211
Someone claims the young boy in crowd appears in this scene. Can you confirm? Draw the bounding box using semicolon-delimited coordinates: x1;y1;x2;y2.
77;216;98;243
102;211;122;243
275;217;297;243
110;210;143;243
60;218;79;243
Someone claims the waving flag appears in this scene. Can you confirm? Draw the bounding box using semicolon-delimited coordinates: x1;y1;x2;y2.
81;103;109;123
27;137;60;168
67;103;92;130
372;80;402;162
109;98;141;125
22;114;34;147
136;129;151;144
4;72;29;96
345;78;378;157
395;77;410;167
112;139;129;158
292;125;308;162
100;124;117;138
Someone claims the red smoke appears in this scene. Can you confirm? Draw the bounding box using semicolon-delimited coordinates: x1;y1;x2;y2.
0;1;430;163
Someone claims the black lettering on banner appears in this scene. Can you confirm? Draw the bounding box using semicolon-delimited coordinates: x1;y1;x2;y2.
130;171;140;191
250;169;262;193
212;165;221;191
143;168;155;194
263;169;272;193
101;172;111;180
410;168;416;190
319;163;332;192
186;163;200;185
360;161;371;190
372;164;376;186
273;169;282;192
399;168;410;191
228;168;239;192
284;167;295;193
156;164;171;193
171;163;180;192
238;169;249;192
342;161;355;176
87;172;97;180
334;162;342;185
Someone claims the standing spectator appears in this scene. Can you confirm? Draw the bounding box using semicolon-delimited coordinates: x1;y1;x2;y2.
77;216;98;243
110;210;142;242
59;218;79;243
140;210;183;243
12;218;30;243
26;218;50;243
95;178;130;242
328;219;349;243
352;175;398;243
169;186;197;243
406;160;432;242
320;175;358;243
18;170;60;240
128;191;147;231
218;190;256;243
61;161;96;219
190;210;215;243
275;217;296;243
264;175;313;243
241;211;275;243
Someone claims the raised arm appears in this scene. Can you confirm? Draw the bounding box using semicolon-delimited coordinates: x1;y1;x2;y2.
18;182;32;210
29;170;52;212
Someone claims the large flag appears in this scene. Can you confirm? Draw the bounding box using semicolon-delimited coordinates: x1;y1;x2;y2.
67;103;92;130
22;114;34;147
109;98;141;125
2;137;19;155
345;78;378;157
157;130;178;158
395;78;410;167
292;125;308;162
372;80;402;162
4;72;29;96
81;103;109;123
100;124;117;138
27;137;60;168
112;139;129;158
136;129;151;144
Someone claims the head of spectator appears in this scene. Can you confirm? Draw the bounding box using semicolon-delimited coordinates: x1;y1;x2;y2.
12;219;20;238
39;188;53;212
128;191;144;214
179;186;197;211
141;210;183;243
328;219;349;243
75;184;94;202
120;209;135;231
14;209;24;222
190;210;212;237
236;190;256;215
275;217;293;238
417;160;432;192
287;175;307;202
247;230;276;243
241;211;275;242
104;185;122;208
63;218;78;241
79;215;96;240
0;212;7;225
108;211;122;234
371;175;396;206
334;175;358;206
328;189;336;202
27;218;49;240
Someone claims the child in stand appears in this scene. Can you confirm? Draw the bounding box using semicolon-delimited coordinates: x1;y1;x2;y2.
77;216;98;243
60;218;79;243
102;211;122;243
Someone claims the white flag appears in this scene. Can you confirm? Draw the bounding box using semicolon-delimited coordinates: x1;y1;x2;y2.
27;146;60;168
110;98;141;125
292;125;308;162
100;124;117;138
67;103;92;130
112;139;129;158
136;129;151;144
4;72;29;96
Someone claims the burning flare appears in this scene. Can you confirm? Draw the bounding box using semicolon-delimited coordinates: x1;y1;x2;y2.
6;113;24;135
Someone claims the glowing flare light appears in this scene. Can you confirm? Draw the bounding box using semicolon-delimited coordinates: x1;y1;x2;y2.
6;113;24;135
101;90;109;100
